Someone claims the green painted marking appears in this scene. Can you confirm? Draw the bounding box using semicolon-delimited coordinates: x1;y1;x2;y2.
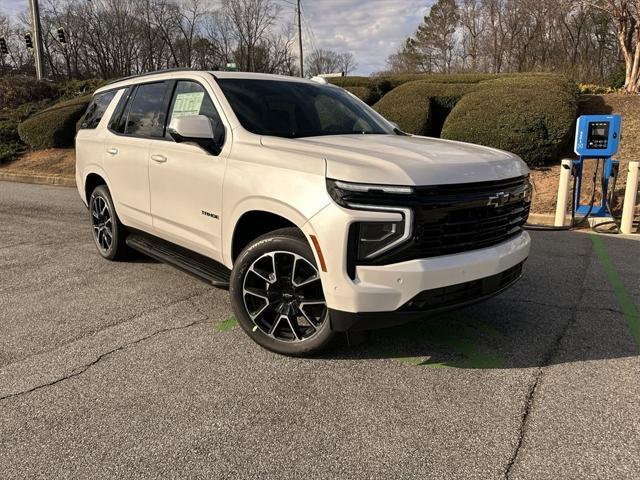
385;314;506;369
590;234;640;347
215;316;237;332
397;356;429;366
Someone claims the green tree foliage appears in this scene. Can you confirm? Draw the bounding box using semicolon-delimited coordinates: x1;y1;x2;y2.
414;0;460;73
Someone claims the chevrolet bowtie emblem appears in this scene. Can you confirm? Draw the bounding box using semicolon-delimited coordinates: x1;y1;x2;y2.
487;192;510;207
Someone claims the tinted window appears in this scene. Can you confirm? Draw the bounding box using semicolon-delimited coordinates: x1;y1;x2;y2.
108;86;134;133
123;82;168;137
217;79;391;138
80;90;117;129
166;81;222;138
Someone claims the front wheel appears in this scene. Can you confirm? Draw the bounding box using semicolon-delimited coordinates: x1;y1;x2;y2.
230;228;334;356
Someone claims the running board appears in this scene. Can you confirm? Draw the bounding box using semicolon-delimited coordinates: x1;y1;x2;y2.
126;233;230;289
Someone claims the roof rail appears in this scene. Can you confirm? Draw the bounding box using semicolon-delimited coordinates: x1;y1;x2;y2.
104;68;201;86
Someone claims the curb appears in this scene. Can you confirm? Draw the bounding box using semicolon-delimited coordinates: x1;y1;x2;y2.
526;213;555;226
0;171;76;188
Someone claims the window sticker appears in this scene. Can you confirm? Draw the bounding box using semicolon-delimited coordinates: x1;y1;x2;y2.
172;92;205;118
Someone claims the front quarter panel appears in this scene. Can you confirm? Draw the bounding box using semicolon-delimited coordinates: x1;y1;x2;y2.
222;136;330;267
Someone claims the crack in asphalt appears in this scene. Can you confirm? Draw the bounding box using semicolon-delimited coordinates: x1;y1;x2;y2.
0;309;212;402
0;291;210;370
500;297;625;316
504;242;594;479
500;298;574;310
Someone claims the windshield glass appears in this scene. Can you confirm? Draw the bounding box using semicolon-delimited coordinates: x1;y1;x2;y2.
217;78;393;138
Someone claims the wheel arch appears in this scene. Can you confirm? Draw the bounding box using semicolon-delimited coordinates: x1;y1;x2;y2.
83;166;112;206
230;210;301;263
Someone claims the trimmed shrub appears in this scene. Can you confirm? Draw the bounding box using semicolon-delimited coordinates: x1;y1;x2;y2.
0;119;24;163
344;86;370;103
327;76;370;88
18;94;92;149
442;75;578;166
0;76;56;110
332;73;506;107
373;81;479;136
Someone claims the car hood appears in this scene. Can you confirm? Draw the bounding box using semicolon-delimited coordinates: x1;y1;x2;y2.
260;134;528;185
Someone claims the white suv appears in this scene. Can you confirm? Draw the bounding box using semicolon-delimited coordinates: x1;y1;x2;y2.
76;70;531;355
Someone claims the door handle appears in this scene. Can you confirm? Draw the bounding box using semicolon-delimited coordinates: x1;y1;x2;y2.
151;154;167;163
106;147;118;155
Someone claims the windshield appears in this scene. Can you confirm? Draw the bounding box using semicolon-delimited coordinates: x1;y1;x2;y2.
216;78;393;139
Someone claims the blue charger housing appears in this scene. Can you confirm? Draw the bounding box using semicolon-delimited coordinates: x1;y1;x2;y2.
574;114;621;157
572;114;621;217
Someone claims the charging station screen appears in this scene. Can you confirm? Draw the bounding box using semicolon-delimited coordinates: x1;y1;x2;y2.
587;122;609;149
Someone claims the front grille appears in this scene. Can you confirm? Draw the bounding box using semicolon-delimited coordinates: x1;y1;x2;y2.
412;188;530;259
400;262;524;312
355;175;530;265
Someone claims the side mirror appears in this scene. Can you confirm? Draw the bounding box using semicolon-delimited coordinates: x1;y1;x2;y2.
167;115;224;155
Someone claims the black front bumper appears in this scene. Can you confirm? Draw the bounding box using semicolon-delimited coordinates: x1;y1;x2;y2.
329;261;524;332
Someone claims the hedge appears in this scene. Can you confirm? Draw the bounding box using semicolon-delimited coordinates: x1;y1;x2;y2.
373;81;479;136
344;86;374;104
0;120;24;163
18;94;92;149
330;73;507;106
0;76;56;110
441;75;578;166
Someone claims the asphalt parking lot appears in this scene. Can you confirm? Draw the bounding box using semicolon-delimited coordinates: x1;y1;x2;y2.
1;180;639;479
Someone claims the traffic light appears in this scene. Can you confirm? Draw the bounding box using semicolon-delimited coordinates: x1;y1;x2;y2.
0;37;8;55
24;33;33;49
56;27;67;44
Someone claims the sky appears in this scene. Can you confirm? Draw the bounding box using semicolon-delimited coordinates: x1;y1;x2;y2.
1;0;432;74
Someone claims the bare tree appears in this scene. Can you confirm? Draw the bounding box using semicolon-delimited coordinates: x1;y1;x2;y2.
460;0;486;70
339;52;358;75
222;0;280;72
583;0;640;92
306;48;356;76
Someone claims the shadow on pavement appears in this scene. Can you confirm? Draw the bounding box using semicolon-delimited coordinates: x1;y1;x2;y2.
319;232;640;368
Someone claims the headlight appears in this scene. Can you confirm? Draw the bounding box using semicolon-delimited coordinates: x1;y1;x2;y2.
327;179;414;261
327;179;413;207
348;203;413;260
353;220;406;259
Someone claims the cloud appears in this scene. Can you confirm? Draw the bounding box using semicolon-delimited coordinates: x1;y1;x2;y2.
2;0;28;18
2;0;431;75
299;0;430;74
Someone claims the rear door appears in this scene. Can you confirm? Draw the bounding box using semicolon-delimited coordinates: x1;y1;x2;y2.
103;81;171;230
148;79;230;262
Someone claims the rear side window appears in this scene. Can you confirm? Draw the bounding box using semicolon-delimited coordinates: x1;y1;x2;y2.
122;82;168;138
79;90;117;129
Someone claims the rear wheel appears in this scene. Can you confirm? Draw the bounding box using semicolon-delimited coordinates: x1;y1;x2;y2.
230;228;334;356
89;185;129;261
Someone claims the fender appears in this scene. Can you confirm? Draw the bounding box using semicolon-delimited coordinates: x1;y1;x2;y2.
80;164;112;207
223;196;330;268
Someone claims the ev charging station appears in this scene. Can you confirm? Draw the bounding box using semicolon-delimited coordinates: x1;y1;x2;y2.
553;114;633;230
572;114;621;218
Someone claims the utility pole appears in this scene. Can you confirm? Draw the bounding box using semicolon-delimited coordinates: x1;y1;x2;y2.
28;0;45;80
296;0;303;78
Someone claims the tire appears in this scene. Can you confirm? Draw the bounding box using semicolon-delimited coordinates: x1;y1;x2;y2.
89;185;129;261
230;228;334;356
